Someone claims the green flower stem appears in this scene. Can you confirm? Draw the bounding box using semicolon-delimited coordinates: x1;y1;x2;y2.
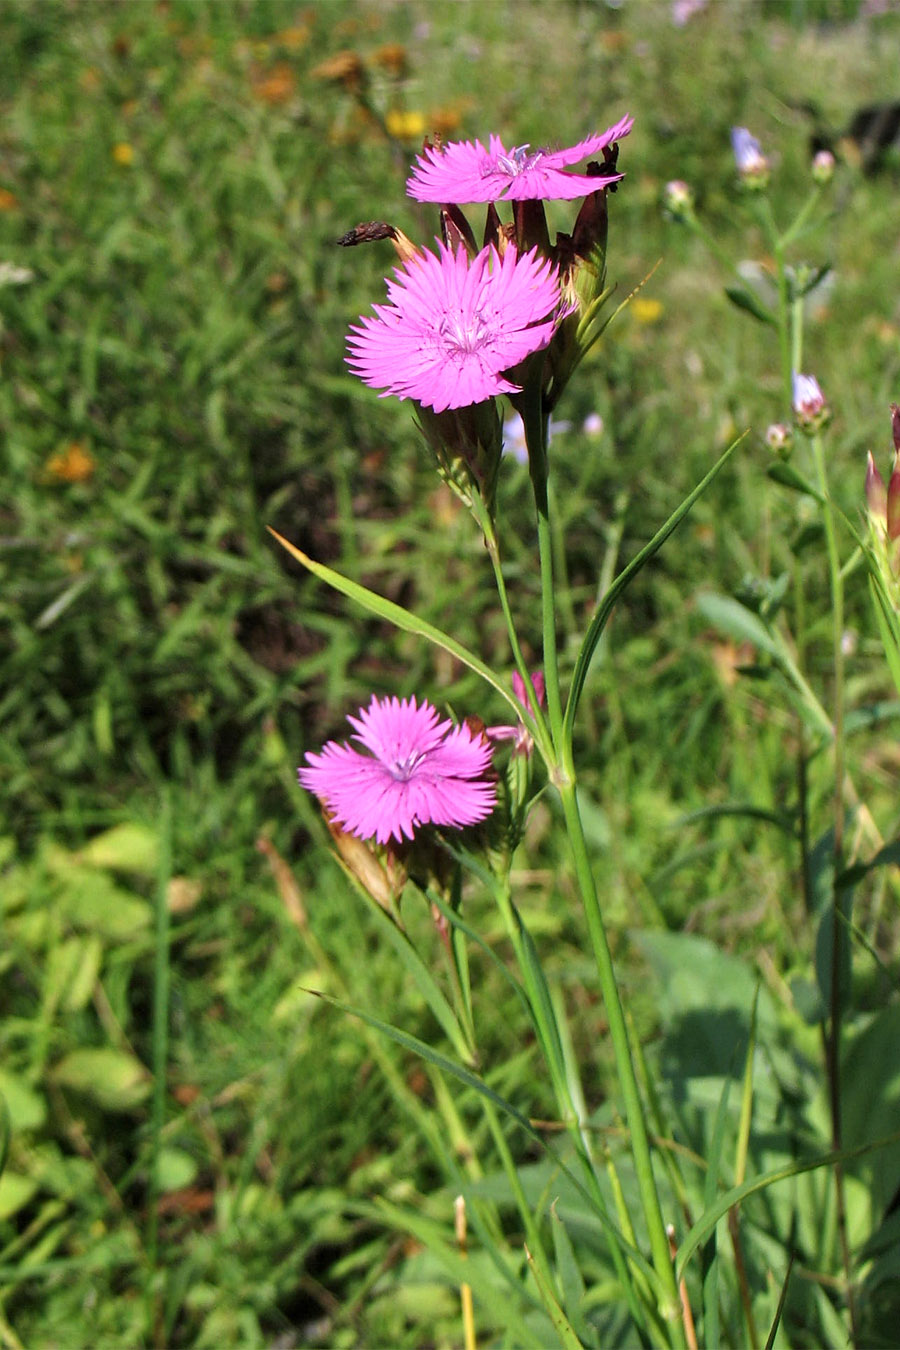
548;476;579;647
810;433;845;856
490;875;654;1342
774;239;793;410
780;184;825;251
809;431;857;1341
520;379;566;753
557;775;686;1345
753;196;794;409
471;491;554;763
520;381;685;1344
682;213;735;276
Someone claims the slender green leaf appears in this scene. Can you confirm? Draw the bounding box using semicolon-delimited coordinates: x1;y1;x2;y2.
869;577;900;698
551;1202;593;1346
694;593;782;661
425;885;532;1020
269;529;522;717
366;898;476;1066
525;1242;585;1350
355;1196;549;1348
724;284;776;324
763;1254;794;1350
766;462;823;501
308;990;656;1284
674;802;797;835
701;1074;733;1349
0;1094;9;1181
677;1129;900;1277
566;436;744;736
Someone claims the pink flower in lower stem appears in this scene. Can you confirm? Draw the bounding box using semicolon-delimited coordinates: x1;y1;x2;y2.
406;117;633;203
346;242;564;414
299;695;497;844
486;671;546;757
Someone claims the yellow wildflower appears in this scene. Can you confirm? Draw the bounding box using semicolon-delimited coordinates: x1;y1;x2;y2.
385;108;425;141
631;297;663;324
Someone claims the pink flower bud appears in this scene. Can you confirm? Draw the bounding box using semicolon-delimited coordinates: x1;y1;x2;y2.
765;422;793;459
792;371;830;433
811;149;835;184
731;127;770;188
887;451;900;541
866;450;887;520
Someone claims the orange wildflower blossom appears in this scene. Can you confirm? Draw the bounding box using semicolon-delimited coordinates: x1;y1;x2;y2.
45;443;97;484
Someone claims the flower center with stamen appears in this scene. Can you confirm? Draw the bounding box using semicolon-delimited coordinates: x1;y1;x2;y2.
492;144;544;177
439;308;493;357
388;751;427;782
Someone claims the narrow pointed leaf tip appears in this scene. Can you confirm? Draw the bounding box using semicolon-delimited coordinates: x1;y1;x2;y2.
346;241;565;413
299;695;497;844
406;117;633;203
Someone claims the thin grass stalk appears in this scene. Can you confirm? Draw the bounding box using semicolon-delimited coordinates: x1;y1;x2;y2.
480;1096;555;1289
147;790;172;1345
455;1196;477;1350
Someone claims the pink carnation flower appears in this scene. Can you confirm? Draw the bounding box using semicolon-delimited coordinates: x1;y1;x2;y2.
299;695;497;844
406;117;633;203
346;242;564;414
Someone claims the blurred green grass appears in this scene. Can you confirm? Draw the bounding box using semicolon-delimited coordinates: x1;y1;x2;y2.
2;0;900;1344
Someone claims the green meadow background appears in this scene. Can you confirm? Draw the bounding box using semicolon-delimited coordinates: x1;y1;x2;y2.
2;0;899;1345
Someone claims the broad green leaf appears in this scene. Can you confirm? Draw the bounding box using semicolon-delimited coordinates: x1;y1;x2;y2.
52;1048;150;1111
841;1006;900;1213
696;593;832;737
63;934;103;1012
633;930;776;1040
839;836;900;888
74;822;159;876
0;1172;38;1221
57;868;151;939
156;1146;199;1193
0;1069;47;1133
